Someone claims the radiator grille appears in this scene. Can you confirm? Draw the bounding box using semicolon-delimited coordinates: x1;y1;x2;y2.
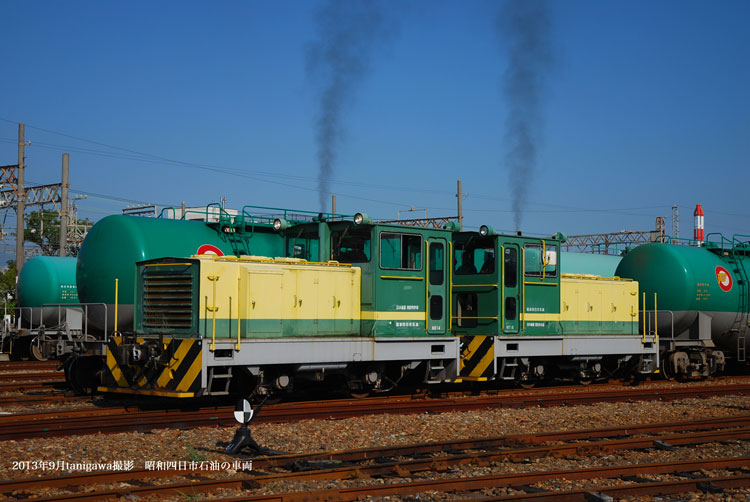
142;271;194;331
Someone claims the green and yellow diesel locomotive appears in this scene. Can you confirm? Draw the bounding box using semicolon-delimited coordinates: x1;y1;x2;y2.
98;215;657;398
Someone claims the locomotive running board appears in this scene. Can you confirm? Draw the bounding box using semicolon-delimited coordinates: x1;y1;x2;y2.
97;387;195;398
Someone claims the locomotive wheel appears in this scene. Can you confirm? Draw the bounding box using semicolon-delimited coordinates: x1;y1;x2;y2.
517;373;536;389
345;379;372;399
29;336;48;361
576;371;593;386
348;389;371;399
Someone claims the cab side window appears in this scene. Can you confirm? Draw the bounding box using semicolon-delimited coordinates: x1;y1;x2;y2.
380;232;422;270
331;228;371;263
524;243;557;278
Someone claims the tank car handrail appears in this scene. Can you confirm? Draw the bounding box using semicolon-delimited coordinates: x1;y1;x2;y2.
705;232;733;250
241;204;352;220
733;234;750;247
642;309;675;341
159;207;178;219
40;302;108;341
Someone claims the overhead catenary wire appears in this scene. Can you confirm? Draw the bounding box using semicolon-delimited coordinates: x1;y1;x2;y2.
1;118;748;224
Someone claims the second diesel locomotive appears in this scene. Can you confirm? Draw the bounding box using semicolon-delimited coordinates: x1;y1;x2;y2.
97;215;658;398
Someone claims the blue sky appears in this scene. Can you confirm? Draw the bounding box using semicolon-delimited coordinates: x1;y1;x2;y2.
1;0;748;256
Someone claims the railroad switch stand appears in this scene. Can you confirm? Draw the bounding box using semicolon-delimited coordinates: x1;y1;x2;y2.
225;396;268;455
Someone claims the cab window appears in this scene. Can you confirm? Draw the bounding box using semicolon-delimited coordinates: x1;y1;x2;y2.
287;228;319;261
524;243;557;278
454;236;495;275
380;232;422;270
331;228;371;263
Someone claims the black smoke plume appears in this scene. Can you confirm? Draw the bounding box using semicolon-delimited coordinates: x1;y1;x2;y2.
306;0;389;213
497;0;554;231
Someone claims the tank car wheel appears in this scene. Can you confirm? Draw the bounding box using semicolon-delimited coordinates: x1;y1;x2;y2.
29;336;48;361
660;360;675;381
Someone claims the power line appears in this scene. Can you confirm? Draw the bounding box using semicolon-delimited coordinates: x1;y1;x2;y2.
3;119;749;222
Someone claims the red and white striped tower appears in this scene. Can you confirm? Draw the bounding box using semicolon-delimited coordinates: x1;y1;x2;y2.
694;204;704;244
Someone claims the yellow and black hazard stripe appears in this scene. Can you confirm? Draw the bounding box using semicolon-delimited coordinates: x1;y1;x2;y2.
457;335;495;382
98;336;202;398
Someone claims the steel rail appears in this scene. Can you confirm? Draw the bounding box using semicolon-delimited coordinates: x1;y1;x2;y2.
2;383;750;440
10;456;750;501
0;392;87;405
457;475;750;501
3;421;749;499
0;371;63;383
0;361;59;371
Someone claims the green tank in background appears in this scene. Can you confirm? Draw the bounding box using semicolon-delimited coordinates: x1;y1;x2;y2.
560;251;623;277
616;236;749;373
76;213;286;332
17;256;79;326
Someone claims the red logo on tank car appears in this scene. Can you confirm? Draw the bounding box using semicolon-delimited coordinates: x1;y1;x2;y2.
197;244;224;256
715;266;733;292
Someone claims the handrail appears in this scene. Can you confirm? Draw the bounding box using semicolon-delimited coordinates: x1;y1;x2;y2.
449;241;453;331
236;277;241;351
453;284;498;288
424;241;429;333
207;275;220;351
29;302;108;341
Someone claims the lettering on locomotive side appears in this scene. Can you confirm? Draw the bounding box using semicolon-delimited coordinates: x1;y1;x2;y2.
395;321;420;328
526;307;546;312
395;305;420;311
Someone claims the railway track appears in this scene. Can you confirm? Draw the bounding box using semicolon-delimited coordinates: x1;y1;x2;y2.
2;414;748;501
0;371;64;383
1;382;749;440
0;392;86;405
0;360;59;372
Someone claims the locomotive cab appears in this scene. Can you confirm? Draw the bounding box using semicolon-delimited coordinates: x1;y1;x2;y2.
451;228;657;387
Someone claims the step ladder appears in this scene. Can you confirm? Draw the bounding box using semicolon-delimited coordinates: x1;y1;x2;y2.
426;361;445;383
498;358;519;381
207;367;233;395
727;243;749;362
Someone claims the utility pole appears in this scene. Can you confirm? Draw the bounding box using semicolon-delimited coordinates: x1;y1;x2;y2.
59;154;69;256
16;124;26;276
456;179;465;231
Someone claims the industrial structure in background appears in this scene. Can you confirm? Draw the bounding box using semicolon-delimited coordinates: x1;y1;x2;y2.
694;204;705;244
564;205;706;255
0;124;91;275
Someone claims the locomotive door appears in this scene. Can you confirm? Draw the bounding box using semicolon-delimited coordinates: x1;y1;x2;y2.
502;243;520;334
426;238;447;334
